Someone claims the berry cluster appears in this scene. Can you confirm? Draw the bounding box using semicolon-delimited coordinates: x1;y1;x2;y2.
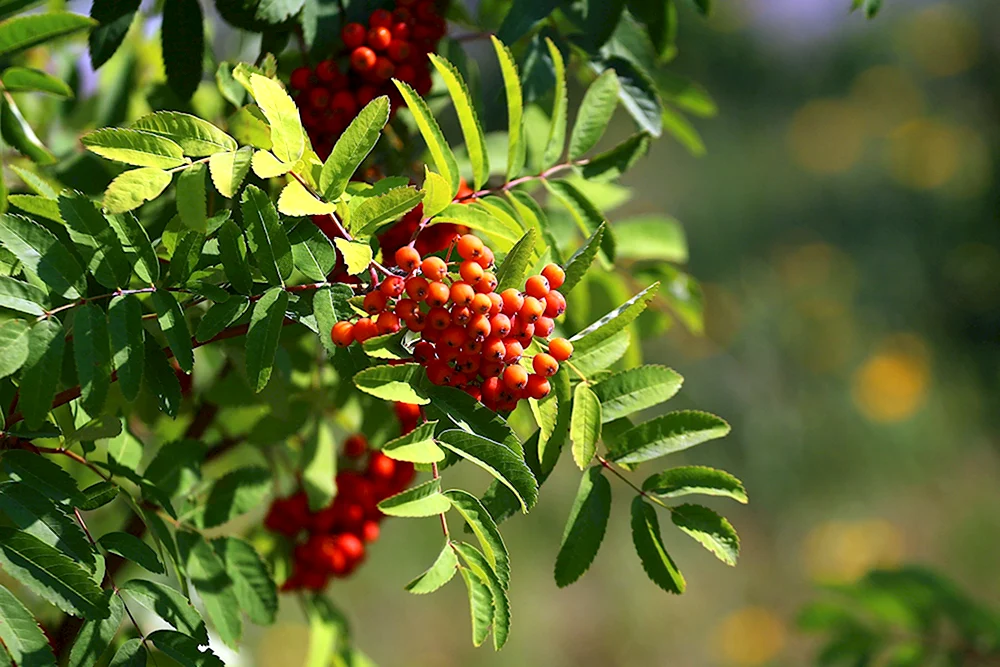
266;423;417;591
331;234;575;412
377;179;475;265
288;0;446;158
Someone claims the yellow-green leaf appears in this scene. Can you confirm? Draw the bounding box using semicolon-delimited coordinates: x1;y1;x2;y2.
491;36;525;181
103;168;172;214
333;238;372;276
428;54;489;190
277;180;334;216
81;128;187;169
392;78;459;195
249;73;304;164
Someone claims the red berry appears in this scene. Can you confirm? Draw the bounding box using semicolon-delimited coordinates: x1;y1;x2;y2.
450;282;475;307
343;22;367;49
415;0;437;21
413;340;436;363
470;293;492;315
467;314;491;340
331;321;355;347
330;90;356;116
460;260;484;284
503;365;528;391
362;520;381;543
451;305;472;326
526;374;551;399
315;59;339;83
475;272;498;294
380;275;406;297
372;56;395;81
421;256;448;281
477;246;495;268
353;317;379;343
428;306;451;330
406;276;430;300
542;263;565;289
457;234;484;260
395;298;419;319
350;46;377;72
369;8;393;28
395;64;416;83
525;275;550;299
336;532;365;563
368;26;392;51
503;339;523;364
368;451;396;480
534;316;555;338
549;337;574;361
387;40;412;63
390;21;411;40
376;311;400;334
395;246;421;272
501;289;523;315
363;291;387;314
483;336;505;362
426;282;450;308
519;296;544;322
441;325;468;349
544;290;566;317
489;314;511;337
355;85;377;106
290;67;312;90
308;87;330;110
533;353;559;377
344;434;368;457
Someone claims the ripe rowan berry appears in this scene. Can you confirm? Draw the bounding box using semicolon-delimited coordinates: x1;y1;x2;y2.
342;22;367;49
450;281;475;307
421;256;448;281
353;317;378;343
308;87;331;110
544;290;566;317
344;434;368;457
440;325;468;349
350;46;377;72
330;90;356;116
457;234;484;260
355;84;377;106
395;246;421;272
426;359;452;385
395;298;418;319
376;311;400;334
413;340;436;363
482;336;506;361
455;352;480;374
460;260;484;283
451;305;472;326
488;292;504;315
462;338;482;354
475;272;498;294
421;326;442;343
549;337;574;361
477;246;495;268
372;56;395;81
405;276;429;300
514;324;535;347
368;26;392;51
526;374;552;399
379;275;406;297
387;40;412;63
470;293;492;315
362;520;380;543
437;344;460;362
415;0;437;21
501;288;524;315
489;313;511;338
390;21;411;40
525;275;550;299
315;59;339;83
428;306;451;330
395;63;416;83
369;8;393;28
519;296;544;323
331;321;354;347
363;291;387;314
503;339;523;364
534;316;555;338
533;353;559;377
503;364;528;391
290;67;312;90
467;314;491;340
480;361;504;378
405;311;427;332
542;263;565;289
426;281;450;307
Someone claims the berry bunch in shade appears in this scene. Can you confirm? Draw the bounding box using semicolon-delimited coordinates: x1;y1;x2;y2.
265;423;417;592
330;233;576;412
288;0;447;158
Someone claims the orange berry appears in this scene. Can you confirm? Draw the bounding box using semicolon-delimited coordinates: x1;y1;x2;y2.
482;376;502;401
467;314;491;341
450;281;475;307
413;340;436;363
331;321;354;347
353;318;378;342
482;336;505;361
519;296;544;323
477;246;495;268
426;359;452;385
534;316;555;338
395;246;421;272
376;311;400;334
363;291;387;314
541;264;565;289
503;365;528;391
480;361;504;378
489;313;511;338
549;337;573;361
462;339;483;354
379;275;405;297
470;293;492;315
405;311;427;332
437;345;460;362
405;276;429;300
426;282;450;307
525;275;550;299
475;272;498;294
422;326;442;343
500;289;523;315
503;339;523;364
421;256;448;281
450;305;472;326
440;325;468;349
488;292;504;316
395;298;418;319
460;260;484;284
350;46;377;72
449;371;468;388
514;324;535;346
368;26;392;50
533;353;559;377
456;234;484;260
544;290;566;317
526;374;551;399
427;306;451;330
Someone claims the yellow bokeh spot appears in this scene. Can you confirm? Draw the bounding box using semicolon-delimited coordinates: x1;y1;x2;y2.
887;118;962;190
788;99;866;174
901;5;980;78
802;519;904;584
852;334;929;423
850;66;925;136
941;126;993;199
715;607;787;666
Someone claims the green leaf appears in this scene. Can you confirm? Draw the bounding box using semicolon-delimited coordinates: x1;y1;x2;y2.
443;489;510;590
1;94;54;164
436;430;538;512
195;297;248;343
561;222;604;295
554;467;611;587
141;332;181;418
569;282;659;374
301;594;344;667
288;220;337;281
1;451;84;506
301;420;336;511
350;186;422;237
496;0;560;44
245;287;288;392
608;410;730;465
421;168;452;219
151;290;193;374
353;363;432;405
277;180;335;217
0;213;86;298
120;579;208;643
0;276;46;315
495;229;537;293
405;542;458;594
58;193;131;288
377;478;451;518
569;71;619;160
320;96;389;200
208;147;252;199
671;503;739;566
0;528;108;618
108;639;145;667
250;73;304;164
82;128;186;169
570;383;602;469
161;0;203;100
89;0;140;69
203;466;273;528
453;542;510;650
311;284;352;357
0;12;95;58
458;566;493;648
217;219;253;294
19;319;64;429
0;481;95;569
491;36;526;180
103;168;173;214
212;536;278;626
132;112;237;157
97;532;163;574
425;385;523;456
642;466;747;504
79;481;118;511
601;56;663;137
392;79;459;195
542;38;568;168
0;582;57;667
544;179;614;263
8;194;60;222
68;592;124;667
0;317;28;378
381;421;444;464
592;365;683;423
176;165;207;233
580;132;650;182
177;532;242;648
1;67;72;97
241;185;292;286
431;203;521;245
148;629;224;667
250;150;292;179
107;295;143;401
332;237;372;276
428;54;489;190
73;304;112;414
630;496;685;593
106;212;159;283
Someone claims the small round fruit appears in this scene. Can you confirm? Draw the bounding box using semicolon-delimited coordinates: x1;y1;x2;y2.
344;434;368;457
503;339;523;364
376;311;400;334
342;22;367;49
489;313;511;338
549;337;574;361
450;281;475;307
482;336;506;361
387;40;412;63
526;373;551;399
467;314;491;340
426;282;451;308
395;246;421;272
350;46;377;72
460;260;484;284
500;289;524;315
372;57;395;81
353;318;379;343
534;316;555;337
457;234;484;260
533;352;559;377
368;26;392;51
379;275;406;297
363;291;387;314
519;296;544;323
421;256;448;281
503;364;528;391
331;321;355;347
544;290;566;317
290;67;312;90
542;263;565;289
471;293;492;315
405;276;430;300
525;275;550;299
475;272;498;294
369;8;393;27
